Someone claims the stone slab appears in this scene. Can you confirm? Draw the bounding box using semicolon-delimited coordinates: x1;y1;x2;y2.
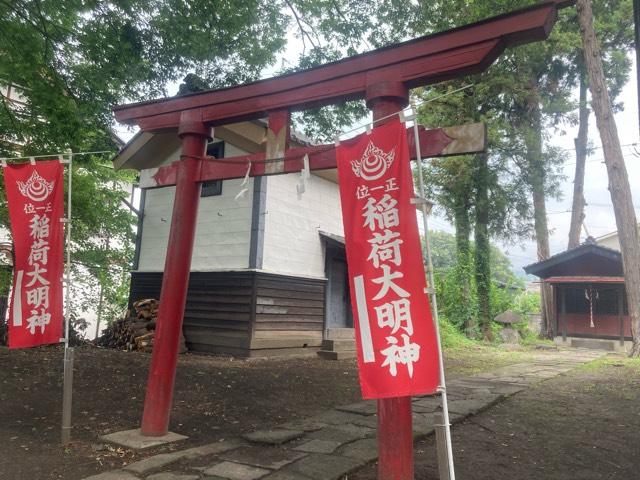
293;439;342;454
146;473;199;480
284;453;363;480
219;446;306;470
124;452;185;474
243;429;304;446
335;438;378;463
412;413;436;438
488;384;527;396
411;397;440;413
310;410;367;426
82;471;139;480
280;420;328;433
182;439;245;459
334;402;377;416
101;429;188;450
446;397;500;416
348;415;378;429
260;471;311;480
204;461;270;480
307;424;374;443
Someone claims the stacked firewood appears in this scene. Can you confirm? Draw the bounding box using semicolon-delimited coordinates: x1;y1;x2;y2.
98;299;186;353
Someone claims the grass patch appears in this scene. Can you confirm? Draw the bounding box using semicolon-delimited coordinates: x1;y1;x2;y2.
437;316;541;377
442;343;533;377
579;355;640;373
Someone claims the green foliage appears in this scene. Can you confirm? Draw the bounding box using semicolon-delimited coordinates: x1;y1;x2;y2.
513;291;541;316
435;263;478;335
437;315;475;350
0;266;10;297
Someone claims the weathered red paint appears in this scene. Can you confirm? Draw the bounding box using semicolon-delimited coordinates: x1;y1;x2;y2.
114;2;568;131
369;86;415;480
378;397;415;480
143;125;457;189
140;112;210;436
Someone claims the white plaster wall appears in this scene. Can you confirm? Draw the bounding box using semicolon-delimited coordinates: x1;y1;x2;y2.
262;173;344;278
137;141;254;271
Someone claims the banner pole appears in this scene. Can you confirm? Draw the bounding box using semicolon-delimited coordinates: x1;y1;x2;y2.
61;154;74;445
411;112;456;480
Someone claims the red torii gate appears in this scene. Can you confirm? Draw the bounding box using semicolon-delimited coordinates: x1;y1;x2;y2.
114;2;570;478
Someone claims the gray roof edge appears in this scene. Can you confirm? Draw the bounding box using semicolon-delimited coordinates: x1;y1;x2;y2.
523;243;622;277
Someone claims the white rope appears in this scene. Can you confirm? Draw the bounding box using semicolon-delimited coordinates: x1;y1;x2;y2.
334;84;474;142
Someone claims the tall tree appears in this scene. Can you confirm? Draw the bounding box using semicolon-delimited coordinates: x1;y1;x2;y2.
568;73;590;249
576;0;640;356
566;0;633;248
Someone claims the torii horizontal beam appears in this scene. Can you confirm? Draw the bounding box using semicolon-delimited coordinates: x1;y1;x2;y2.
139;123;486;188
114;1;570;132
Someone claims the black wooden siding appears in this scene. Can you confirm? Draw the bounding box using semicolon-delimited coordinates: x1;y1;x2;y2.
129;271;325;356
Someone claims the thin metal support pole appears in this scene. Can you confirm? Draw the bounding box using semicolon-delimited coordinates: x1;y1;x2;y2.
411;111;456;480
61;347;75;444
61;154;74;444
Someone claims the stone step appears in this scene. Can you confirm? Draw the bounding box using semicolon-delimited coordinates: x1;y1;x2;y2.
326;328;355;340
322;339;356;352
317;350;358;360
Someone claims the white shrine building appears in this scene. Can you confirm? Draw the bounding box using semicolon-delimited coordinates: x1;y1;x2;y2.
113;121;353;357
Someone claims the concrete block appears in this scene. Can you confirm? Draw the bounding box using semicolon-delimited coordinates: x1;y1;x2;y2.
100;428;187;450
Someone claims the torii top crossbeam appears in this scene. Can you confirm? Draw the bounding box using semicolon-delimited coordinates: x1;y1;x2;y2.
114;1;570;132
114;1;572;457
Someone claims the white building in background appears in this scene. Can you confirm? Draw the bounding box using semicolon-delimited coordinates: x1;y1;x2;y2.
595;225;640;252
113;121;352;357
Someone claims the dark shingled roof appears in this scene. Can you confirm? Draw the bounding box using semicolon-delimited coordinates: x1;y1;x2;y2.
523;243;623;279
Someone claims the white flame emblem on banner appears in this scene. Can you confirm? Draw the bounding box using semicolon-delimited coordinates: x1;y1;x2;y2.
351;141;395;181
17;170;55;202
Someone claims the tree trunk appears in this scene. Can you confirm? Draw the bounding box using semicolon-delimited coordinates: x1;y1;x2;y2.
453;195;475;337
568;72;590;249
524;91;554;339
577;0;640;356
474;152;492;340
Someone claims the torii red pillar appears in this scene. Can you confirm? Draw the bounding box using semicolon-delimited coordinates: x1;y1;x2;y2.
367;81;414;480
140;112;210;435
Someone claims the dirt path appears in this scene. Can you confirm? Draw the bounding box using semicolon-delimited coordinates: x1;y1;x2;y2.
0;344;529;479
351;356;640;480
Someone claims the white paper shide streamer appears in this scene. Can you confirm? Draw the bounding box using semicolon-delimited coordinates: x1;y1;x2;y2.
296;154;311;200
234;162;252;201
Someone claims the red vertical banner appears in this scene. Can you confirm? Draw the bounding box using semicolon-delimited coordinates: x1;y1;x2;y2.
337;118;440;399
3;161;65;349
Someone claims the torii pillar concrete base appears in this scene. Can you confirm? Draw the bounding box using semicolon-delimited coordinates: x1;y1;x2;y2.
100;428;188;450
